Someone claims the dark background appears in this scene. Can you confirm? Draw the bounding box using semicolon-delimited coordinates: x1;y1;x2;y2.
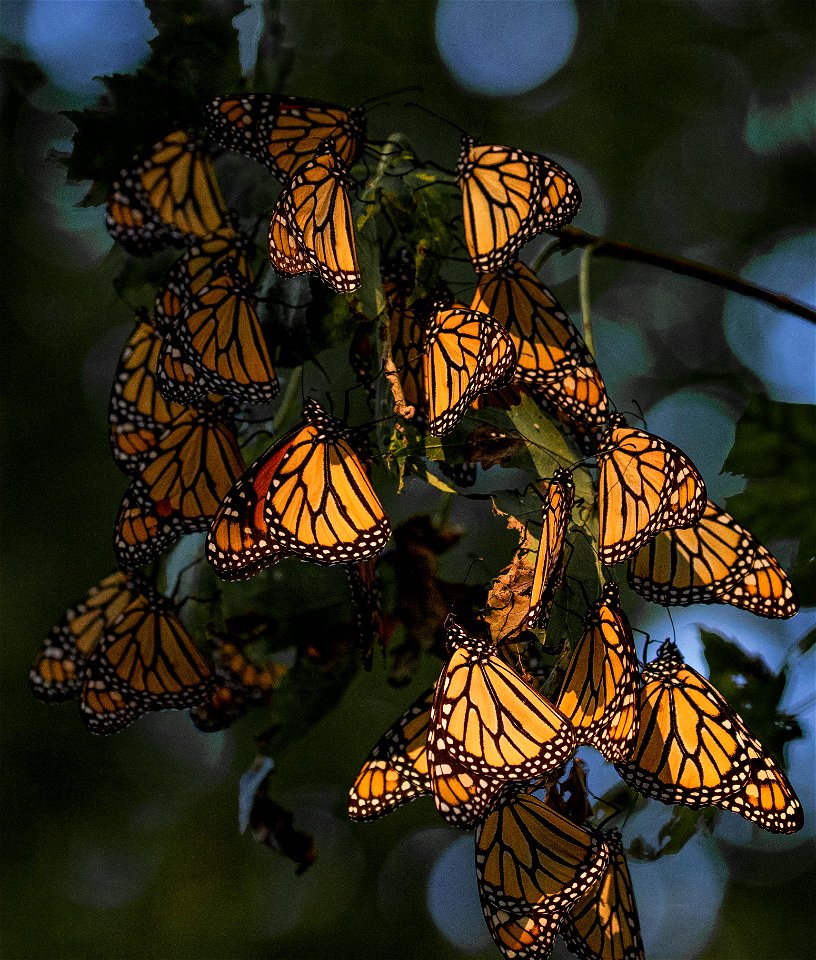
1;1;815;958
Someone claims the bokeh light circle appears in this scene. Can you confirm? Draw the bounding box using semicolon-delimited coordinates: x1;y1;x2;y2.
723;232;816;404
426;833;491;952
644;389;742;502
435;0;578;96
23;0;155;96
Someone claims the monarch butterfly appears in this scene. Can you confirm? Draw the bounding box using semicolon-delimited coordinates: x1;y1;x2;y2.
190;683;248;732
109;312;189;474
115;408;244;570
526;469;575;633
106;130;231;253
615;640;752;806
214;638;287;702
105;181;181;256
561;829;645;960
481;901;561;960
628;499;799;619
207;399;391;580
267;140;361;293
470;262;609;430
163;267;279;406
596;416;707;567
154;228;252;332
427;617;575;827
29;572;139;702
191;636;288;732
347;687;434;821
555;583;640;764
457;136;581;273
716;732;803;834
476;790;608;917
79;580;214;735
205;94;366;179
423;295;516;436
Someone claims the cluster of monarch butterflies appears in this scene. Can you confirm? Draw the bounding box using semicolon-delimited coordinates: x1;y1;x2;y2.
32;92;803;958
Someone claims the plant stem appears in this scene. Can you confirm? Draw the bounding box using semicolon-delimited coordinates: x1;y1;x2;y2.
578;243;599;357
554;225;816;324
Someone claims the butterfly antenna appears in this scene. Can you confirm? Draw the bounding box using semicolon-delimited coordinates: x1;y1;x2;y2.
666;607;678;648
403;101;468;138
360;84;424;112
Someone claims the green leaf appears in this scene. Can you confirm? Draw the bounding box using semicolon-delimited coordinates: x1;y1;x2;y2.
66;0;246;187
628;806;716;861
701;628;803;760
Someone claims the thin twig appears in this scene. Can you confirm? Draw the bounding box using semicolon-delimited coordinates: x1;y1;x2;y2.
555;225;816;325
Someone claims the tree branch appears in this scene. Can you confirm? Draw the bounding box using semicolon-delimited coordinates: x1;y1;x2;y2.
554;225;816;325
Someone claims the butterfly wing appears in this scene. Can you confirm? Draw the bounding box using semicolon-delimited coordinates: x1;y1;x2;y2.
81;585;214;735
109;313;188;474
135;408;244;522
348;687;434;821
268;143;361;293
424;301;516;436
205;94;365;177
627;500;755;605
716;736;803;834
430;618;575;780
171;269;279;405
526;469;575;631
114;480;202;571
481;901;562;960
561;830;645;960
207;400;390;577
714;542;799;619
260;400;390;563
136;130;229;239
458;137;581;273
30;572;138;701
597;421;706;566
556;583;639;763
476;792;608;917
105;177;181;255
615;641;751;806
471;262;609;428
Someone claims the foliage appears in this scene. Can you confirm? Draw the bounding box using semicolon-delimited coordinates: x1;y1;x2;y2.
725;396;816;604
